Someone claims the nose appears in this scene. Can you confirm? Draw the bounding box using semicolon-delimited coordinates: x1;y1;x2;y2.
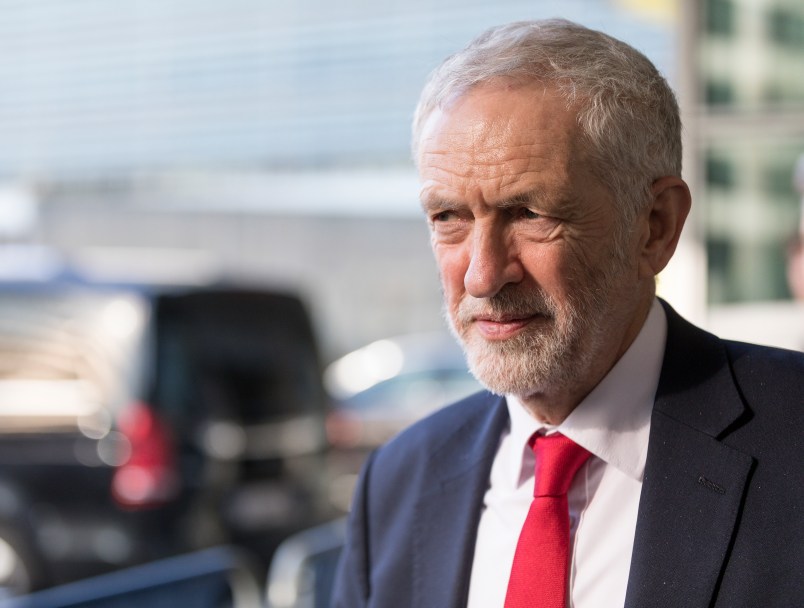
464;224;523;298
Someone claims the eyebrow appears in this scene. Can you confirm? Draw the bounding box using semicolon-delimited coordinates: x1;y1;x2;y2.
419;197;460;214
420;189;546;214
497;190;543;209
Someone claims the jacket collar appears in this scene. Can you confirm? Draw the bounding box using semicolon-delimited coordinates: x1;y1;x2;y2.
625;300;753;607
412;391;508;608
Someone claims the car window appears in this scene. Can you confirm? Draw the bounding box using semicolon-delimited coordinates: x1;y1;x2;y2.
0;288;148;433
338;369;480;419
151;290;325;428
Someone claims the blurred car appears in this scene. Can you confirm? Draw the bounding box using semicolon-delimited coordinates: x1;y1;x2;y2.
323;332;481;510
0;545;262;608
0;279;332;595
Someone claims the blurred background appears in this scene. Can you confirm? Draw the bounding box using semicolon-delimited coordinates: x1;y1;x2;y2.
0;0;801;606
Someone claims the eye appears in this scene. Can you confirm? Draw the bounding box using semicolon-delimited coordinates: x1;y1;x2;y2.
427;207;470;244
513;207;542;220
431;210;458;223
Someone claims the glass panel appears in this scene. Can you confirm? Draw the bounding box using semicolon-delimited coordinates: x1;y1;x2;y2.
699;0;804;109
703;138;804;303
705;0;735;37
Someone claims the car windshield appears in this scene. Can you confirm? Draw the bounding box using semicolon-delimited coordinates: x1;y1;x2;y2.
339;369;480;419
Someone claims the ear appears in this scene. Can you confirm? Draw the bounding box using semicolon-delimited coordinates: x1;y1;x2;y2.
637;176;692;279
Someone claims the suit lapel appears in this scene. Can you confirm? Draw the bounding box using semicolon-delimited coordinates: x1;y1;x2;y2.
412;393;508;608
625;303;754;608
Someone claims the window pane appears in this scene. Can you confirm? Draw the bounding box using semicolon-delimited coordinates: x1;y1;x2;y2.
703;139;803;303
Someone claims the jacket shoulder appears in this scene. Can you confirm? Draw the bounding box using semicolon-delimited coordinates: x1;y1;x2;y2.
724;339;804;381
723;339;804;421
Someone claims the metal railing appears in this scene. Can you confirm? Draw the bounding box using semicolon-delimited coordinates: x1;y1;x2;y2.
0;546;262;608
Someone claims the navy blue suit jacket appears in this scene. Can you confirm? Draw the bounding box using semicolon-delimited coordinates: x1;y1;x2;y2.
332;303;804;607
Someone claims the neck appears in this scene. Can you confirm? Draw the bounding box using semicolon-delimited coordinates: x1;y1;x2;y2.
517;394;579;426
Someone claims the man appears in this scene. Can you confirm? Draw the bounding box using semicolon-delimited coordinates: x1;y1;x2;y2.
332;19;803;608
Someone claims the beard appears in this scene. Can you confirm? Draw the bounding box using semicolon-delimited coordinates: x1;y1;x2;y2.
445;250;630;398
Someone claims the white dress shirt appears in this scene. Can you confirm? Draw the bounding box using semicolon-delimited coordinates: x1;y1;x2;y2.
466;299;667;608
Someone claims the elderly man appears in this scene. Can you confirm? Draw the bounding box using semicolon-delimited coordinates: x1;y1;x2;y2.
332;19;803;608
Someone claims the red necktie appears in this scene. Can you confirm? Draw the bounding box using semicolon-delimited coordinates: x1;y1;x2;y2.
504;433;592;608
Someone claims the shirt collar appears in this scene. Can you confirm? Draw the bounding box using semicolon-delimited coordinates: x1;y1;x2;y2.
506;298;667;484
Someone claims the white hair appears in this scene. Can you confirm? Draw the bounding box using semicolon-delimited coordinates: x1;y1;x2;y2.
411;19;682;224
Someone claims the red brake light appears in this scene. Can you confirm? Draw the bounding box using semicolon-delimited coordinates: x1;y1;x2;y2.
112;402;179;509
325;410;363;448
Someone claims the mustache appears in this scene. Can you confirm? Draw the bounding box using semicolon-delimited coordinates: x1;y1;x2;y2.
456;286;556;323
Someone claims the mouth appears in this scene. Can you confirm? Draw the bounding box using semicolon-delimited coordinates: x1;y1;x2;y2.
472;314;546;340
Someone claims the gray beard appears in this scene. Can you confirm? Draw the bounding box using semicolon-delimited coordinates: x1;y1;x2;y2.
446;256;625;398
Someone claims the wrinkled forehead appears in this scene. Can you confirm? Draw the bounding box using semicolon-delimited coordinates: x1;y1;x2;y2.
414;76;581;148
416;82;588;170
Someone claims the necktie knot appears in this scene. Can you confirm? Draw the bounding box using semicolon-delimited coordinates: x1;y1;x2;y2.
532;433;591;497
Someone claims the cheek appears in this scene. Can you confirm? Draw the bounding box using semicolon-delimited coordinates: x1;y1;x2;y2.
518;246;566;291
434;246;468;301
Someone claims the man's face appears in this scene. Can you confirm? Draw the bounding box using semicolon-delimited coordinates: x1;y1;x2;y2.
417;84;646;400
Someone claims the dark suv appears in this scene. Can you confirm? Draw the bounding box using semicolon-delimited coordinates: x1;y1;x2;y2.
0;280;331;595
